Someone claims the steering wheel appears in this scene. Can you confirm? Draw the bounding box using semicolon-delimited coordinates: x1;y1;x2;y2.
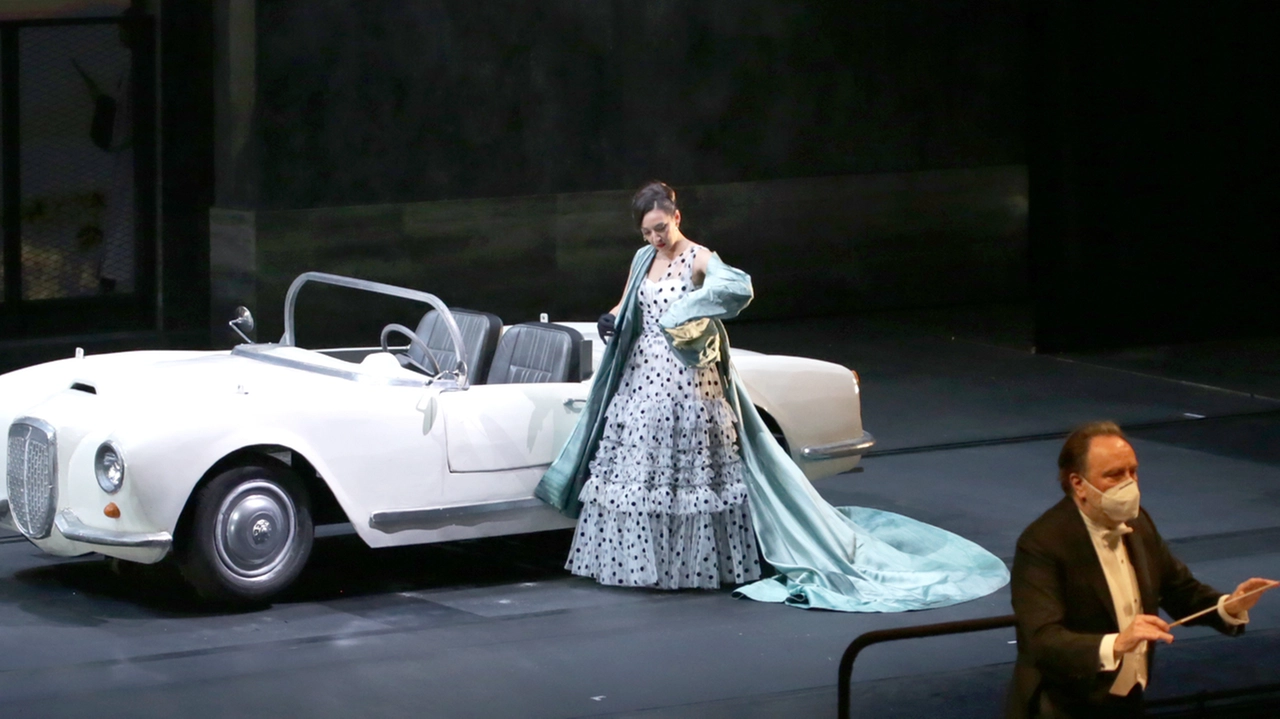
380;323;443;376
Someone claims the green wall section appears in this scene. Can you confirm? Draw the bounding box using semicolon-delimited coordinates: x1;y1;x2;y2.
211;166;1026;348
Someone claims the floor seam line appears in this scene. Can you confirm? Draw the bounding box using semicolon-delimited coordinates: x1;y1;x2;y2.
862;408;1280;457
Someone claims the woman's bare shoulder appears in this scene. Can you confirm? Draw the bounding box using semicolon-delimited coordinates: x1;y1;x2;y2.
696;243;716;271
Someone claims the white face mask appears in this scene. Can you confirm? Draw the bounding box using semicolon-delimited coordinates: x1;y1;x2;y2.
1083;477;1141;524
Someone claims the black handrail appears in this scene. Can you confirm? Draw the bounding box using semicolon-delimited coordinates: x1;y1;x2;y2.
837;615;1280;718
837;614;1017;719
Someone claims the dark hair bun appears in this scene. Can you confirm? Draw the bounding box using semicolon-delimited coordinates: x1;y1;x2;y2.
631;181;678;228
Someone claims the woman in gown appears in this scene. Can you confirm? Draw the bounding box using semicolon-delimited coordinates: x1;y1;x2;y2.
536;182;1010;610
564;183;759;588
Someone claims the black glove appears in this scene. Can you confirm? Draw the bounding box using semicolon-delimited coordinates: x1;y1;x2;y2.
597;313;616;342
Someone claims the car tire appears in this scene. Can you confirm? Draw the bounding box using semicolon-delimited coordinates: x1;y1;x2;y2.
755;407;790;455
178;463;313;604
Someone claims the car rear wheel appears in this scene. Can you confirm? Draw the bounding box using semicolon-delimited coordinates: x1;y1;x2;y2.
755;407;790;455
178;463;313;604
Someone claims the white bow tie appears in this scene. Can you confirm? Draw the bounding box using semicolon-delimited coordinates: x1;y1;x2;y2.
1104;523;1134;547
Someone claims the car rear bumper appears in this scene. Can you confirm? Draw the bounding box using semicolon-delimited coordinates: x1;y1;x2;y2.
801;431;876;460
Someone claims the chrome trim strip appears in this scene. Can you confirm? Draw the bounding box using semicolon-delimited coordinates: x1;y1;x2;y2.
280;272;471;389
370;498;549;534
54;510;173;550
12;415;58;439
0;499;13;530
801;431;877;460
232;345;429;388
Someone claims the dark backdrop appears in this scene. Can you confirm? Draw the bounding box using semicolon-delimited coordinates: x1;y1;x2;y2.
210;0;1275;351
160;0;215;336
1029;1;1280;351
222;0;1026;210
205;0;1032;348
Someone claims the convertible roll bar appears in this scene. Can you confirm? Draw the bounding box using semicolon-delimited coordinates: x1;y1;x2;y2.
280;272;471;388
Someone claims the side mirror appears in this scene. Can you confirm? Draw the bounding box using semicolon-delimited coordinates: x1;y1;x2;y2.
416;389;439;434
229;306;255;344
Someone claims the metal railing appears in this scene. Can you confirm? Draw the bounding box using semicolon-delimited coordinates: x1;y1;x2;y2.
837;615;1280;718
837;614;1016;719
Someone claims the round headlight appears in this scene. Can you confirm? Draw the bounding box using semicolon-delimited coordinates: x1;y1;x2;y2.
95;442;126;494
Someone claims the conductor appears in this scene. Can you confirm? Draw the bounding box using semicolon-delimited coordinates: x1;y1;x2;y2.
1006;421;1276;717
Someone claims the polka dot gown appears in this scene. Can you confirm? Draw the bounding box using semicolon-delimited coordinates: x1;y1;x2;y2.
567;245;761;589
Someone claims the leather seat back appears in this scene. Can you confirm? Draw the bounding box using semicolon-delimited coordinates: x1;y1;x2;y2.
409;309;503;382
486;322;584;384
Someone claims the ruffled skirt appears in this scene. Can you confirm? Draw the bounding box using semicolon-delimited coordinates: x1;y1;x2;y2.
567;389;761;589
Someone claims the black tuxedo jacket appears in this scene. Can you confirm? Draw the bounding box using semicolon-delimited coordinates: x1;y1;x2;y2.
1006;497;1240;717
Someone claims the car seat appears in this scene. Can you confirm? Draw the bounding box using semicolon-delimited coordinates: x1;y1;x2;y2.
404;309;503;382
485;322;585;384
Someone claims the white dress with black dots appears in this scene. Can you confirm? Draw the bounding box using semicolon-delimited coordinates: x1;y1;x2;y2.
567;245;761;589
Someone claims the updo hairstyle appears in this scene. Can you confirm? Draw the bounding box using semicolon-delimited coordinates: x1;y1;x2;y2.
631;181;678;229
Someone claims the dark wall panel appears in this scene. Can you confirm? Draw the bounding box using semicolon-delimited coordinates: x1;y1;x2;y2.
226;0;1026;210
159;0;214;336
1030;1;1280;351
210;167;1027;348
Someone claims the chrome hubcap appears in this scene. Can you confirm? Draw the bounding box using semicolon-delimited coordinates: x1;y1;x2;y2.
251;518;273;545
214;480;296;580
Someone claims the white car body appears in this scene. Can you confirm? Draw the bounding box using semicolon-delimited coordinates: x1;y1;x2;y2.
1;273;872;600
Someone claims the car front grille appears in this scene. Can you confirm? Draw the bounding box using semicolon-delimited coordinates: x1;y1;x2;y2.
6;420;58;540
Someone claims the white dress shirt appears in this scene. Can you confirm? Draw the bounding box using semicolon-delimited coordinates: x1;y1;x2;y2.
1079;510;1248;696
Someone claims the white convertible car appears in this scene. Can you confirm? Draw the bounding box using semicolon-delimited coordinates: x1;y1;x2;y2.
1;273;873;603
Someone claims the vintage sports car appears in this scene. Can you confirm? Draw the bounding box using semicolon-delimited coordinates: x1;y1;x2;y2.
1;273;874;603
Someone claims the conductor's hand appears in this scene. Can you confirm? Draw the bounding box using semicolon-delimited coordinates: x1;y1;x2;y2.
1224;578;1280;617
597;313;616;342
1114;615;1173;658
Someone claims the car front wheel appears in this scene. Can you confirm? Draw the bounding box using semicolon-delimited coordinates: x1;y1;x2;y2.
178;463;313;604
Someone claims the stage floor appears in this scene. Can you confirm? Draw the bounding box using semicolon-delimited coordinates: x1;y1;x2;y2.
2;306;1278;718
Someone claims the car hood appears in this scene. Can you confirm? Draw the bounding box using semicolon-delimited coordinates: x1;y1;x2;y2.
0;346;406;418
55;350;276;398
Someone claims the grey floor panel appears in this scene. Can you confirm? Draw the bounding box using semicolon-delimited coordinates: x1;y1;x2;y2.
2;439;1278;717
2;560;1275;718
730;317;1280;453
1;314;1277;718
411;577;680;617
2;540;1276;717
825;426;1280;559
610;629;1280;719
1062;336;1280;402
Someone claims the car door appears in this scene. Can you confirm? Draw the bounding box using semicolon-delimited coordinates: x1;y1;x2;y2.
436;381;588;504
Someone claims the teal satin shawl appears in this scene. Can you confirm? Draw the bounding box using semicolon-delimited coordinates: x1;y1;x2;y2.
534;246;657;518
535;245;1010;611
